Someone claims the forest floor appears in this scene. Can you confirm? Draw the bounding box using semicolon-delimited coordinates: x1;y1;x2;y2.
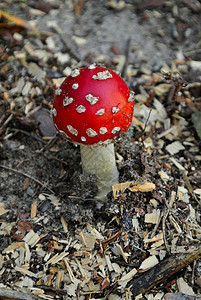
0;0;201;299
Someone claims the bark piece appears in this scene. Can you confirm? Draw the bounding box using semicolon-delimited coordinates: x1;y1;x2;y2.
129;246;201;297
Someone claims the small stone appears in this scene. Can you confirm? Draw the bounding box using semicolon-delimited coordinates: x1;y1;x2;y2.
27;188;34;196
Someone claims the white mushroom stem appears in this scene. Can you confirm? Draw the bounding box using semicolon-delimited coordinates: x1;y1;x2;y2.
80;143;119;201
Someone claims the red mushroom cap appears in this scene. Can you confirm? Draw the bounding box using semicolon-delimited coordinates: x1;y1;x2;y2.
51;65;134;145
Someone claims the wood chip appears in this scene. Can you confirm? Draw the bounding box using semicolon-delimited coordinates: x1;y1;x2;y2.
139;255;159;272
113;181;155;198
118;268;137;287
145;209;160;224
60;216;68;233
23;230;40;247
0;202;8;216
129;182;156;192
166;141;185;155
27;62;46;80
177;277;195;296
31;202;37;219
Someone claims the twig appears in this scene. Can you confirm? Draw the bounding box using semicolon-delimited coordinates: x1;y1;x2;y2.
73;0;85;18
129;246;201;297
42;153;68;167
162;208;171;254
0;288;38;300
182;170;201;207
36;135;58;153
0;165;54;193
140;109;152;137
150;210;163;238
122;36;131;78
10;128;46;144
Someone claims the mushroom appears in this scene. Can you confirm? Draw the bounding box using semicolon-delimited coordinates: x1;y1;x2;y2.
51;65;134;202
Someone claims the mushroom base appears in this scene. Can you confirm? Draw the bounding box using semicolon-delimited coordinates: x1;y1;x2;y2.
80;143;119;201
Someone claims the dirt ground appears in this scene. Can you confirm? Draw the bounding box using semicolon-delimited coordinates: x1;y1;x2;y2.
0;1;201;299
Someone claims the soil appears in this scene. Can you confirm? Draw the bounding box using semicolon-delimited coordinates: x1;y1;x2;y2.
0;0;201;299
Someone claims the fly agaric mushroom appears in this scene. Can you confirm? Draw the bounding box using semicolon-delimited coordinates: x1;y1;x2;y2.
51;65;134;201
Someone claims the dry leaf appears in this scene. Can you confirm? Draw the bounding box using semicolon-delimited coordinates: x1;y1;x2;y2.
129;182;155;192
112;181;131;198
113;181;155;198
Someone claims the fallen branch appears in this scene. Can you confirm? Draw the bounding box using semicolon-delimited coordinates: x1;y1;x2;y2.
164;292;201;300
128;246;201;297
0;288;38;300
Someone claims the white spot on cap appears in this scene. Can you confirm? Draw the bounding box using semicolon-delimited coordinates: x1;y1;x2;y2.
99;127;107;134
86;128;97;137
55;87;62;95
67;125;78;136
95;108;105;115
85;94;99;105
71;69;80;77
112;127;121;134
76;105;86;113
88;63;96;69
50;108;57;117
92;70;112;80
59;130;70;139
72;83;79;89
63;96;74;106
81;136;86;142
112;107;120;114
128;91;135;102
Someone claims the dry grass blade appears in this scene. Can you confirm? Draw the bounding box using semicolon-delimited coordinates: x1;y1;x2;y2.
73;0;85;18
0;10;29;29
